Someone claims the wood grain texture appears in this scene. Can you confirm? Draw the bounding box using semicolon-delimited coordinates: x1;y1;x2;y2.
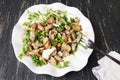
0;0;120;80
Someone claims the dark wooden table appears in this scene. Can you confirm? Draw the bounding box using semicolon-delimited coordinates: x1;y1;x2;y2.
0;0;120;80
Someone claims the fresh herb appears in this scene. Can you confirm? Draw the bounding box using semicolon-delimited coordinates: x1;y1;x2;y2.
55;25;65;32
31;54;45;66
70;18;75;23
19;30;30;59
59;18;67;25
50;40;57;45
56;61;69;68
36;30;49;43
23;22;31;26
23;30;30;45
56;34;64;43
18;52;25;59
51;34;65;45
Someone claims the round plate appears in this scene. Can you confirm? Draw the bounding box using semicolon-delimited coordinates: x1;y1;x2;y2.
12;2;95;77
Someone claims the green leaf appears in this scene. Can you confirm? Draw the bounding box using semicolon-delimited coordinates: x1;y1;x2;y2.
56;61;70;69
23;45;29;52
18;52;25;59
59;18;67;25
31;54;45;66
70;17;75;23
36;30;49;43
50;34;65;45
64;61;69;67
23;22;31;26
56;25;65;32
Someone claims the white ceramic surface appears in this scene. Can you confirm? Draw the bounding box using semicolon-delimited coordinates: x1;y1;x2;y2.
12;2;95;77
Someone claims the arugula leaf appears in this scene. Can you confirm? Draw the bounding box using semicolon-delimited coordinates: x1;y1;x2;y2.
31;54;45;66
18;52;25;59
59;18;67;25
50;34;65;45
70;17;75;23
23;22;31;26
36;30;49;43
56;34;64;43
56;61;69;68
55;25;65;32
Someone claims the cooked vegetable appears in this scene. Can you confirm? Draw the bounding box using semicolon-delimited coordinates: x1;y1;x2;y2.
31;54;45;66
56;61;69;68
19;9;85;68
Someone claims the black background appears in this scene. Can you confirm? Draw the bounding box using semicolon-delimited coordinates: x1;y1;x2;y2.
0;0;120;80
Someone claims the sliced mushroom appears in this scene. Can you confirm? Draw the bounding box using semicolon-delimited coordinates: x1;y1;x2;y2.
57;43;62;47
58;51;63;57
49;34;55;40
61;43;71;52
26;51;33;56
45;24;53;30
51;49;57;56
67;36;72;43
38;47;44;54
49;57;57;65
72;43;77;51
39;56;47;64
61;33;67;41
71;32;76;40
49;31;55;40
56;19;61;25
44;41;51;49
74;17;80;23
30;23;37;31
65;25;70;30
51;28;58;35
47;17;56;24
54;55;63;61
43;37;49;45
76;35;81;43
31;49;40;53
62;51;69;57
65;30;70;35
31;42;43;49
37;23;44;31
73;25;82;31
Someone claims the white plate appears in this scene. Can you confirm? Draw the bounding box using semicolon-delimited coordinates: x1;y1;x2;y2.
12;2;95;77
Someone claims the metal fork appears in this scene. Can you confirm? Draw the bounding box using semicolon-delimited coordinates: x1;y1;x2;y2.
87;39;120;65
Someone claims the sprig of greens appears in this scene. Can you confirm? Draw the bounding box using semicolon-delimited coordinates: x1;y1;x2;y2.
55;25;65;32
31;54;45;66
36;30;49;43
56;61;69;68
50;34;65;45
19;30;30;59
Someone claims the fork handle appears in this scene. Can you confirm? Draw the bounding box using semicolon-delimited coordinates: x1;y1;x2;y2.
95;47;120;65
